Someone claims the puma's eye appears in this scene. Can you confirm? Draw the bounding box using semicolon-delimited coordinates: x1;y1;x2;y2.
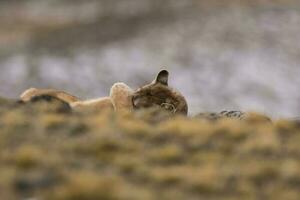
161;103;176;113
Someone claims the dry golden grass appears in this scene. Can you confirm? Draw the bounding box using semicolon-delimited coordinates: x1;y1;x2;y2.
0;99;300;200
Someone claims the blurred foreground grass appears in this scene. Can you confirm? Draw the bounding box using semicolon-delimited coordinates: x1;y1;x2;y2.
0;97;300;200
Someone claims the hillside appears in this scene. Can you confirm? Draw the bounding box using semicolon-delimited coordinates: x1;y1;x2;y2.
0;99;300;199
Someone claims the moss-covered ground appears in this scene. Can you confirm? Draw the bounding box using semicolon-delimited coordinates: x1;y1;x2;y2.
0;98;300;200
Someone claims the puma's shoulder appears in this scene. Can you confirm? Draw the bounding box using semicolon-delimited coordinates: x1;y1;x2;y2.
71;82;134;112
110;82;134;111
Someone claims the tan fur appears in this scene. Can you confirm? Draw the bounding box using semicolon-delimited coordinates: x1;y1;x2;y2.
70;83;134;112
20;83;134;112
19;70;188;115
20;88;79;103
110;83;134;111
70;97;114;111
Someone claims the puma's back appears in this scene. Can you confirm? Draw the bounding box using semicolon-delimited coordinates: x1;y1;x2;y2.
132;70;188;115
19;83;134;112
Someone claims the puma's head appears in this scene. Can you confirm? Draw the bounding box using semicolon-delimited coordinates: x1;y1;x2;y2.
132;70;188;115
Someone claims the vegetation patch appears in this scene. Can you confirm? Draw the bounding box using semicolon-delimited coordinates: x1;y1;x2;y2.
0;98;300;200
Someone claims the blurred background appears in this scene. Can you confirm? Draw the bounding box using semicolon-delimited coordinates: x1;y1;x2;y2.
0;0;300;118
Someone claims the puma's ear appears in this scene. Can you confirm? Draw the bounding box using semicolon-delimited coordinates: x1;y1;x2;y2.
154;70;169;85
